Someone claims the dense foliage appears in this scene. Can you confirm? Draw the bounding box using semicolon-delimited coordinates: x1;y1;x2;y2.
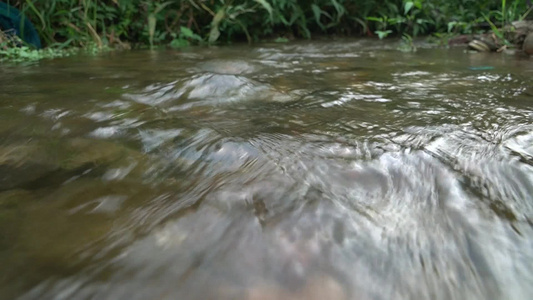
1;0;531;50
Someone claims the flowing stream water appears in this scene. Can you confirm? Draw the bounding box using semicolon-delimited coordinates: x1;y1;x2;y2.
1;40;533;300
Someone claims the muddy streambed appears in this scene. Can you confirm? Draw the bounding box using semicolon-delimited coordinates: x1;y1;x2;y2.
1;40;533;300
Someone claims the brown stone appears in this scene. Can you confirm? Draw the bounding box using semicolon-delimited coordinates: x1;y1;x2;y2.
524;32;533;55
448;35;472;46
512;20;533;31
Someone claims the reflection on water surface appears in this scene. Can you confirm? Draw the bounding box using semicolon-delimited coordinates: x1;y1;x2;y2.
1;40;533;300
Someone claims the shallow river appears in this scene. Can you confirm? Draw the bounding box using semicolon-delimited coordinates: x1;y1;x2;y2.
1;40;533;300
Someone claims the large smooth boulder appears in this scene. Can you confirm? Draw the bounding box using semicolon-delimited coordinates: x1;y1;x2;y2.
524;32;533;55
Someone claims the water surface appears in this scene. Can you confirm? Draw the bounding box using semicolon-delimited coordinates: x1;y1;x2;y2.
1;40;533;300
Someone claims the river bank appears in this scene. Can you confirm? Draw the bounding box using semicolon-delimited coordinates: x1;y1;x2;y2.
1;0;532;62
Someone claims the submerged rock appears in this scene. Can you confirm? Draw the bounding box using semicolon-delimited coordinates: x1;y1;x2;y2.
0;190;33;251
0;144;59;190
0;138;145;190
179;73;295;105
198;60;260;75
62;138;142;170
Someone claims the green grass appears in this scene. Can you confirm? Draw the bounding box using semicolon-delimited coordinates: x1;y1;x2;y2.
0;0;531;60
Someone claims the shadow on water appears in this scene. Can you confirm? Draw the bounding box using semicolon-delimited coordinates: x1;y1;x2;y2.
1;39;533;299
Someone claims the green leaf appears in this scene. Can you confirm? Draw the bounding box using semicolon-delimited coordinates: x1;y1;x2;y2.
209;8;226;44
180;27;193;37
330;0;345;20
148;13;156;48
208;28;220;44
447;21;456;32
154;1;173;15
481;13;504;40
366;16;383;22
23;0;46;30
274;37;289;43
375;30;392;39
180;26;203;42
254;0;273;21
170;38;189;48
311;5;325;30
404;1;414;14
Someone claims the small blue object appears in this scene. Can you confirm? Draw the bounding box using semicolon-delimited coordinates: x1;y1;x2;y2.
0;2;42;49
469;66;495;71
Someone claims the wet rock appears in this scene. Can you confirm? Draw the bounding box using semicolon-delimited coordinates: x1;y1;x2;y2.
524;32;533;55
185;74;267;101
468;36;498;52
511;20;533;32
448;35;473;46
179;74;295;105
502;20;533;51
455;26;533;52
198;60;260;75
511;20;533;44
468;39;491;52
